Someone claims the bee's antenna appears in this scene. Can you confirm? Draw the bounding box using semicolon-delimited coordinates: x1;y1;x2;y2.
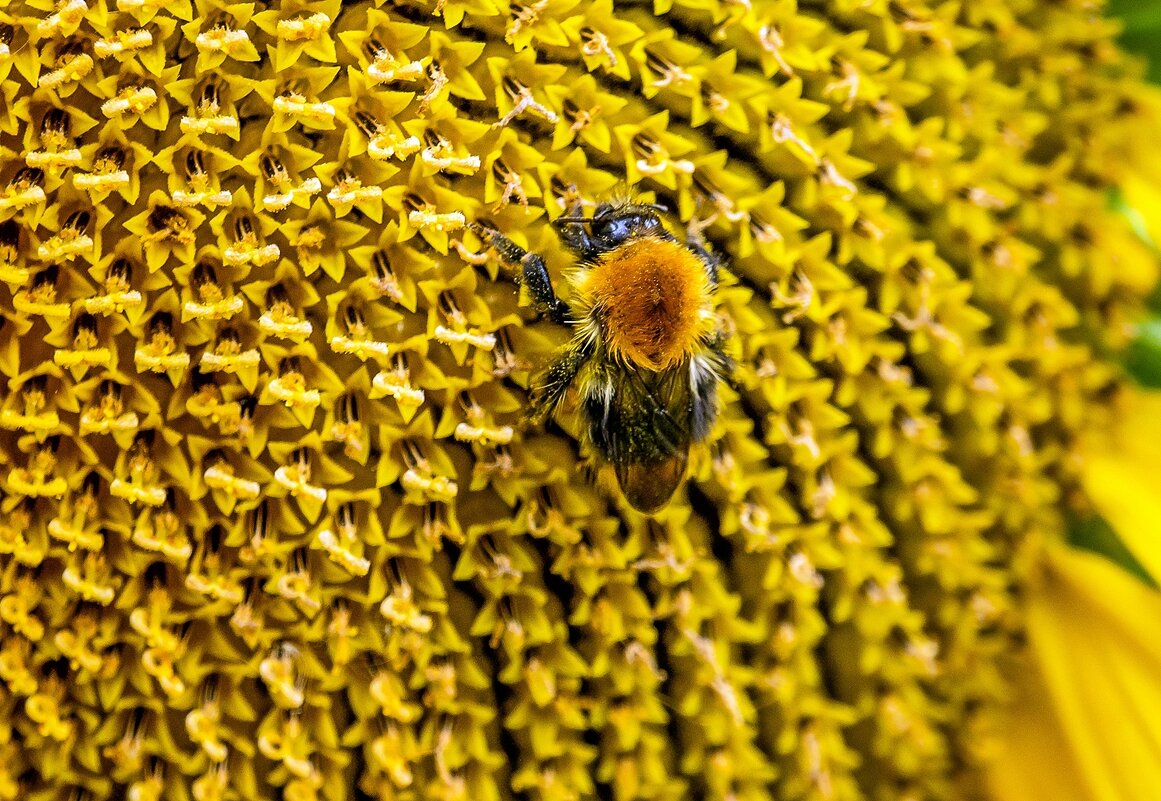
554;215;592;224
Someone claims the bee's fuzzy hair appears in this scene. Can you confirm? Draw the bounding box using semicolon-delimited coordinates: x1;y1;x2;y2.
569;236;716;372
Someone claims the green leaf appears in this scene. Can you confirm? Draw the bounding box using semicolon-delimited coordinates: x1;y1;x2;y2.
1067;512;1160;590
1108;0;1161;15
1109;0;1161;82
1125;319;1161;387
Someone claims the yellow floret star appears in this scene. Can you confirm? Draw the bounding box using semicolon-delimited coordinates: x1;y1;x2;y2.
0;1;1158;800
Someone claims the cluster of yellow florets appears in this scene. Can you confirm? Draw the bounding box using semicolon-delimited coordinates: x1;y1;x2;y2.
0;0;1157;800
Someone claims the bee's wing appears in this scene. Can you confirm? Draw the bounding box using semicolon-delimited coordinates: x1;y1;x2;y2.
640;365;694;450
605;366;692;513
590;363;690;465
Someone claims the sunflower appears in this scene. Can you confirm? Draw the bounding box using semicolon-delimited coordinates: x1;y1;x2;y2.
0;1;1158;800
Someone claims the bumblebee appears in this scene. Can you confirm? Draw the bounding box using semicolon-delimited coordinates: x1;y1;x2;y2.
475;200;730;514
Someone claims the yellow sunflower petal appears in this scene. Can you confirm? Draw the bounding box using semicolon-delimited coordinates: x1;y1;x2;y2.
1081;389;1161;582
988;544;1161;801
1121;171;1161;251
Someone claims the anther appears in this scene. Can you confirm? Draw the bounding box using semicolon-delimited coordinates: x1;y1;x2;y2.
824;57;861;111
578;26;617;67
418;62;449;115
260;643;306;709
135;312;191;373
757;24;794;76
200;327;260;374
818;160;857;198
14;265;70;318
692;173;748;224
421;129;480;175
79;380;138;436
173;150;232;208
495;76;558;127
274;448;327;503
372;355;425;409
27;109;83;169
180;79;239;137
56;312;112;373
364;39;424;83
275;549;321;613
203;452;260;501
146;204;195;245
37;209;93;261
94;27;153;57
40;41;94;89
259;285;312;342
767;112;819;164
259;152;320;210
644;49;692;90
276;12;330;41
433;292;496;351
0;168;46;210
327;167;383;208
316;503;370;576
273;82;336;124
267;357;321;410
36;0;87;37
195;14;252;56
400;441;458;503
74;147;130;195
454;394;514;446
330;393;365;459
184;262;243;320
490;158;528;209
404;192;466;232
631;131;693;176
224;214;279;267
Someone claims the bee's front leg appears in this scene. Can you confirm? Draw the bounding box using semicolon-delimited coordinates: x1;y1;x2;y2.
552;196;597;255
553;217;596;255
472;224;570;324
548;191;595;256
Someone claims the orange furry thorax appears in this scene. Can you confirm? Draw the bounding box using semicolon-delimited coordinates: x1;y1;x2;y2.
576;236;714;371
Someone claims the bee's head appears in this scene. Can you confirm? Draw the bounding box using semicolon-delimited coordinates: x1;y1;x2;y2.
565;201;667;248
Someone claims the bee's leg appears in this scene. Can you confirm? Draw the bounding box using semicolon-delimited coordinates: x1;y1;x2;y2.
553;218;596;255
686;211;722;286
529;343;590;423
473;224;570;324
552;196;596;255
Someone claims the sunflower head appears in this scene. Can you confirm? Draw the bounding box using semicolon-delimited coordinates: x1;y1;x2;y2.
0;0;1157;799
